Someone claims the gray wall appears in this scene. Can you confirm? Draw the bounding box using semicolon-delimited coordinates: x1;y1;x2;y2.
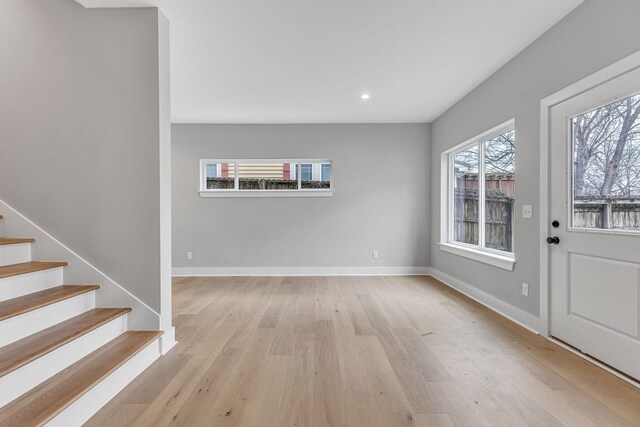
0;0;169;320
430;0;640;316
172;124;430;271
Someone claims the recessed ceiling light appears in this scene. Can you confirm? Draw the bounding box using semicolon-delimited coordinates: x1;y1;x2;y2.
361;93;371;100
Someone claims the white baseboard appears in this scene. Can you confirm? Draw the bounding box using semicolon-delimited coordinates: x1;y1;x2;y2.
172;266;431;277
160;326;176;355
427;267;541;334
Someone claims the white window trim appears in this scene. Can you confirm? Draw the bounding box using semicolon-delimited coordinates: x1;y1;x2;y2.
438;243;515;271
440;119;516;271
200;190;333;198
199;159;333;198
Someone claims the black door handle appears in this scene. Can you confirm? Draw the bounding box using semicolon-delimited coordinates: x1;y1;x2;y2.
546;236;560;245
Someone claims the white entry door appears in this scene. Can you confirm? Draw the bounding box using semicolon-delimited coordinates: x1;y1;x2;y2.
550;66;640;381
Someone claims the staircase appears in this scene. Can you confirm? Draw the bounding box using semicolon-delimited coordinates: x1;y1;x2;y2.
0;213;162;426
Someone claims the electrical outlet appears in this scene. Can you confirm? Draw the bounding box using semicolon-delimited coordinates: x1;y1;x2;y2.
522;205;533;219
372;250;379;259
186;251;192;260
522;282;529;297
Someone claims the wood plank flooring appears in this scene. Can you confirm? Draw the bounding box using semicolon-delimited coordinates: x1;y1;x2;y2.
86;276;640;427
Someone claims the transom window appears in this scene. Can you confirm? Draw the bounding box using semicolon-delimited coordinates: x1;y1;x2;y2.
441;120;516;269
200;159;333;197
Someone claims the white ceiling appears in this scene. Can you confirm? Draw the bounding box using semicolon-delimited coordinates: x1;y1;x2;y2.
76;0;584;123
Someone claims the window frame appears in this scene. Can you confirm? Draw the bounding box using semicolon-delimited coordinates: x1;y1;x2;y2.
440;120;516;271
321;163;331;181
300;163;313;181
205;163;219;179
199;159;333;198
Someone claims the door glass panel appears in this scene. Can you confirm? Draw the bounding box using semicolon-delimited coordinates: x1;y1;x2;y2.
571;93;640;231
484;130;515;251
453;146;479;244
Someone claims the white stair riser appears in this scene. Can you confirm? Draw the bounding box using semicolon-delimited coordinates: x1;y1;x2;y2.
0;267;64;302
0;292;95;347
0;315;128;407
0;243;31;266
45;337;161;427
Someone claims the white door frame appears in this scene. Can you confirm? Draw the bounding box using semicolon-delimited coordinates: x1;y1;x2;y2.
539;50;640;338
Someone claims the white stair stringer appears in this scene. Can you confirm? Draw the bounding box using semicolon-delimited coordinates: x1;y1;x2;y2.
0;291;95;347
0;198;160;331
0;314;128;407
0;267;64;301
45;337;161;427
0;243;31;266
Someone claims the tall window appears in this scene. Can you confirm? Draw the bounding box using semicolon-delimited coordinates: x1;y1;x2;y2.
445;122;515;258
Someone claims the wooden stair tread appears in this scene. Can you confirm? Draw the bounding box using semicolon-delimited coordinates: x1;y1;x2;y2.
0;331;161;426
0;307;131;378
0;238;35;245
0;285;100;322
0;261;68;279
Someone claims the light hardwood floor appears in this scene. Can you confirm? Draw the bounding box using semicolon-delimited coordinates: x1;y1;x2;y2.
87;276;640;427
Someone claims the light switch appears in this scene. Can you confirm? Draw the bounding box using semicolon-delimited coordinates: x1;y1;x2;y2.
522;205;533;219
